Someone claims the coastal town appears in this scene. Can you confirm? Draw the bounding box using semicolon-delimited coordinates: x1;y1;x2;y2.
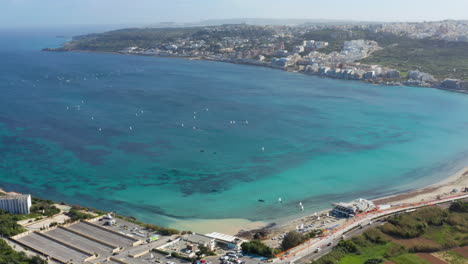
69;20;468;91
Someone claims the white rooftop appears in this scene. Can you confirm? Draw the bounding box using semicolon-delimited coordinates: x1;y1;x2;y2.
205;232;241;243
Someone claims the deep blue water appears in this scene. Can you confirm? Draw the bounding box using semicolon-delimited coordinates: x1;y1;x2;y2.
2;28;468;228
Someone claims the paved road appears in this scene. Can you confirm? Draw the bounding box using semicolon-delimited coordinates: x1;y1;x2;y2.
274;194;468;264
293;220;384;264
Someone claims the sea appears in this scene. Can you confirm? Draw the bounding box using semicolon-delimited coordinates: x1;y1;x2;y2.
2;28;468;230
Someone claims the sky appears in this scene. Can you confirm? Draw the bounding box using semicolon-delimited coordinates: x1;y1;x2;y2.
1;0;468;28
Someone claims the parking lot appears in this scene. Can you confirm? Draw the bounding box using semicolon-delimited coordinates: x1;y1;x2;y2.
205;250;267;264
95;217;159;242
67;221;138;248
46;227;115;256
17;232;91;263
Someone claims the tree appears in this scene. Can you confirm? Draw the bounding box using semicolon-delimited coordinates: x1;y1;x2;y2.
281;231;305;251
449;201;468;213
337;240;358;253
241;240;274;258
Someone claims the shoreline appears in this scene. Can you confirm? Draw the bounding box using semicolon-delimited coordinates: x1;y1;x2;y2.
44;49;468;95
151;165;468;237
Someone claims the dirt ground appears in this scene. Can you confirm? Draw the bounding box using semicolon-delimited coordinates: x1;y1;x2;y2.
389;236;441;249
453;246;468;258
416;253;448;264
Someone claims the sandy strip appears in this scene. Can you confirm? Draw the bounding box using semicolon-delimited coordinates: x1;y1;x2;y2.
236;167;468;239
168;218;267;235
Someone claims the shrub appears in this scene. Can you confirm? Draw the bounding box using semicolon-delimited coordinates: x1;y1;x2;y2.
281;231;306;250
409;243;442;253
412;207;447;226
364;229;388;244
145;224;180;236
449;201;468;213
0;210;26;236
311;248;346;264
31;202;60;217
198;245;216;256
384;244;406;258
351;235;370;247
337;240;358;253
365;259;384;264
66;209;92;221
241;240;274;258
0;239;47;263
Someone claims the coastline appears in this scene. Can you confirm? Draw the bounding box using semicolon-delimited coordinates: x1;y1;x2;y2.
44;49;468;95
150;165;468;237
4;48;466;237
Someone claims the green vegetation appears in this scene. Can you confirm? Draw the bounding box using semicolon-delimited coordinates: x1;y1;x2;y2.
281;231;306;251
56;26;275;53
68;27;200;52
450;200;468;212
145;224;179;236
0;239;47;264
30;198;60;217
380;207;447;238
48;25;468;82
241;240;276;258
313;201;468;264
0;210;26;237
361;39;468;80
65;207;93;222
198;245;216;256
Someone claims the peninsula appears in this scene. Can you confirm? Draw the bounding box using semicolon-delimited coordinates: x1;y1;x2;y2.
45;20;468;92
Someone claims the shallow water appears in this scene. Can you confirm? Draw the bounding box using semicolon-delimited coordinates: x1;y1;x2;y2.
2;29;468;228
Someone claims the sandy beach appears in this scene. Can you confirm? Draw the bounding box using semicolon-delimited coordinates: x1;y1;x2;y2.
255;166;468;241
179;166;468;239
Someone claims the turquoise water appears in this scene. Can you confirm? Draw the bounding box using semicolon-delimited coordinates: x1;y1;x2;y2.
2;29;468;227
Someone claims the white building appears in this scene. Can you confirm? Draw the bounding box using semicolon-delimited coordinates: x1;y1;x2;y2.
315;41;329;49
183;234;216;251
293;45;305;53
205;232;245;249
304;40;316;48
331;198;375;218
0;194;32;214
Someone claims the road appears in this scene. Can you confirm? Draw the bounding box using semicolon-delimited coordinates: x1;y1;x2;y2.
274;193;468;264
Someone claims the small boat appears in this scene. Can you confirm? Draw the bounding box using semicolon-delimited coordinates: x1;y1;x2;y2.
258;199;265;203
129;126;133;130
278;197;282;203
261;147;265;151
